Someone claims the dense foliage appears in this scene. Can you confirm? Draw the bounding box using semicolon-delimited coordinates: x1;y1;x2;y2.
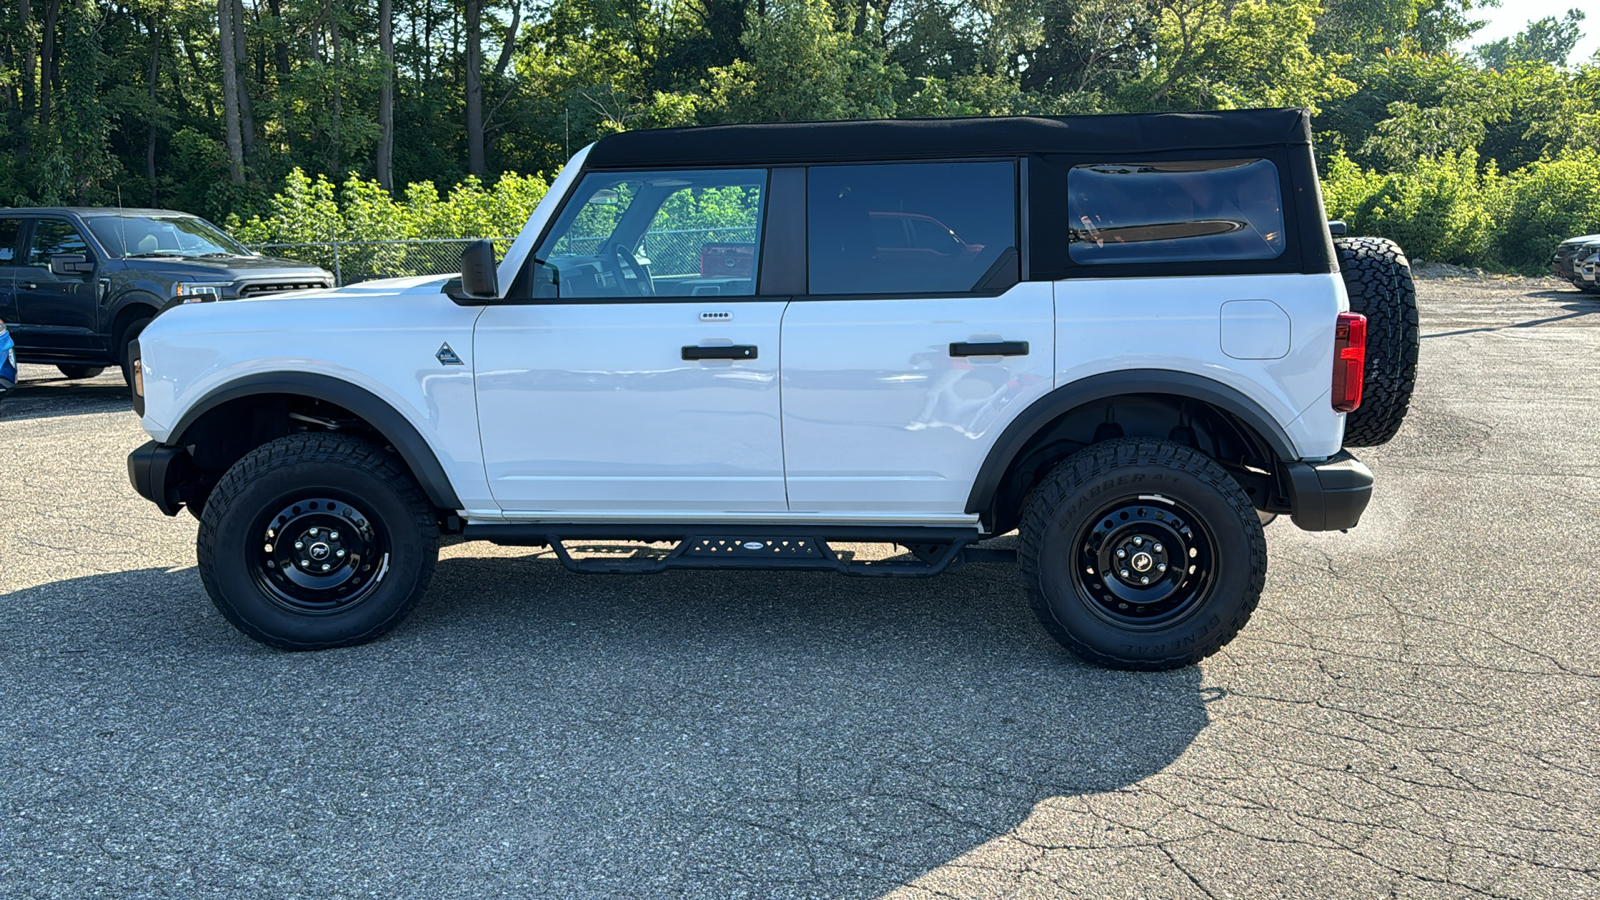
2;0;1597;272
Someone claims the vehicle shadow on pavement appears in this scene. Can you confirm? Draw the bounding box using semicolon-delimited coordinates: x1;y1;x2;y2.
1;557;1209;898
0;374;132;423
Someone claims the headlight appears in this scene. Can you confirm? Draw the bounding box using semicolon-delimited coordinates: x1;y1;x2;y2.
172;282;230;302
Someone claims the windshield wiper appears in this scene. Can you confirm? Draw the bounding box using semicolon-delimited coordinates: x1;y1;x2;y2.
124;252;186;258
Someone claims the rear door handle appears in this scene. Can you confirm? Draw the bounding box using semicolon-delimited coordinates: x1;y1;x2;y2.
949;341;1028;357
683;344;758;361
19;282;38;291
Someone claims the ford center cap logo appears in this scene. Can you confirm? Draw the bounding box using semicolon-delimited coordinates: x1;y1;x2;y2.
436;343;464;366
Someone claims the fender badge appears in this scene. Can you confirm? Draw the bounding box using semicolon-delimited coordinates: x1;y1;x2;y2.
436;343;464;366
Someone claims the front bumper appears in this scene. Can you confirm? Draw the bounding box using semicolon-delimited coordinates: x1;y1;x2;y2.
128;440;189;515
1283;451;1374;531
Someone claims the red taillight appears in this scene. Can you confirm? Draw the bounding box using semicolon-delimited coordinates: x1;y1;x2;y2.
1332;312;1367;413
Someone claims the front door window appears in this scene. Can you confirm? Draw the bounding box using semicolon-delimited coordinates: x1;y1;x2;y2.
537;170;766;298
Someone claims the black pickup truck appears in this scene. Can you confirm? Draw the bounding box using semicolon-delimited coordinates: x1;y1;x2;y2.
0;208;332;382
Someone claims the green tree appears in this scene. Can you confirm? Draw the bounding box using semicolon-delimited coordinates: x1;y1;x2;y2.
1474;9;1586;70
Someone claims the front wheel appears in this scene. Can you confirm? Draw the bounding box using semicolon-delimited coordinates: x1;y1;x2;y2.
57;365;106;380
119;316;152;386
1018;439;1266;671
197;433;440;650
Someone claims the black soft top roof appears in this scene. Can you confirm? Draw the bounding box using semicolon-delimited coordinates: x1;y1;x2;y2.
586;108;1313;169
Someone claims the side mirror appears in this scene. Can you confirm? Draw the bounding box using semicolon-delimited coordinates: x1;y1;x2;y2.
458;240;499;300
1327;220;1348;237
51;253;94;276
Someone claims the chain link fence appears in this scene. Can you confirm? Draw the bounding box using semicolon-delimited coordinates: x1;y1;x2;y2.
249;238;514;286
252;227;758;287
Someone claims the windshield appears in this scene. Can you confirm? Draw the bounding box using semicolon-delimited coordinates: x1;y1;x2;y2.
88;215;256;259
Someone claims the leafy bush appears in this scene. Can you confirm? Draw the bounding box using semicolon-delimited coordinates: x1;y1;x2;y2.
226;168;550;280
1498;150;1600;274
229;168;550;245
1351;150;1503;265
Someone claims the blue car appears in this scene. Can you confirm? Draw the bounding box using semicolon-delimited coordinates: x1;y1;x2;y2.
0;320;16;402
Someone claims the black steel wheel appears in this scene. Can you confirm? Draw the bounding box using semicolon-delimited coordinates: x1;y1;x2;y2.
249;497;391;614
198;433;439;650
1019;439;1266;670
1072;499;1216;629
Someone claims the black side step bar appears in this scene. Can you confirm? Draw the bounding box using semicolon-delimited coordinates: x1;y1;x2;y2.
460;524;1017;577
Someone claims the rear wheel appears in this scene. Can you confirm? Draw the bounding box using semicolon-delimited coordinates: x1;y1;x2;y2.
57;365;105;380
197;433;439;650
1018;439;1266;670
1336;237;1419;447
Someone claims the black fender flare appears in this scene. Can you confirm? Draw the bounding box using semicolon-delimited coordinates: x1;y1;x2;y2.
109;290;164;322
169;372;464;511
107;291;163;343
965;369;1299;517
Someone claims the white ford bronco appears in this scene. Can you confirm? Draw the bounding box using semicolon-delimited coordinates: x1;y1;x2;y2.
128;109;1418;670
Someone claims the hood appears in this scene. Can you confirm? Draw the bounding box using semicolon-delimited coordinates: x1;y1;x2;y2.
122;255;332;281
311;274;455;298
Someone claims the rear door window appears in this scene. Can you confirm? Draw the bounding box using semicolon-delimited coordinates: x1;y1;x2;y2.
807;161;1017;295
1067;159;1285;265
0;219;21;263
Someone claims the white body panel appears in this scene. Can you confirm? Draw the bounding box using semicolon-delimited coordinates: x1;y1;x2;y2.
136;276;493;510
780;284;1056;514
1053;273;1347;460
474;301;789;513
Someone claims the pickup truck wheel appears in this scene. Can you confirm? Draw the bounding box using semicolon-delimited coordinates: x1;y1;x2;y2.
197;433;440;650
1018;439;1266;671
118;316;152;386
57;365;105;379
1335;237;1419;447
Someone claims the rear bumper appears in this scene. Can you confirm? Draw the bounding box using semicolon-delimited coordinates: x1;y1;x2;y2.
1283;451;1373;532
128;440;188;515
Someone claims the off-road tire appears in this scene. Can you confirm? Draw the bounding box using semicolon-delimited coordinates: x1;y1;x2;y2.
1018;439;1266;671
197;433;439;650
1335;237;1419;447
57;365;105;379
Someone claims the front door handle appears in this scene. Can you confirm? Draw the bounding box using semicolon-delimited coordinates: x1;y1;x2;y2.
950;340;1028;357
19;282;38;291
683;344;758;361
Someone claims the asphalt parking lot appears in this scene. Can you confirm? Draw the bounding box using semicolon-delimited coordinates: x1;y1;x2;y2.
2;277;1597;899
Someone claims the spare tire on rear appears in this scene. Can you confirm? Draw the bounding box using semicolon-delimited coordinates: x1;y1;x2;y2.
1335;237;1419;447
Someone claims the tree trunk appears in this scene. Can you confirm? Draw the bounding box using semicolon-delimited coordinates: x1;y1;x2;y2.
330;12;342;176
19;0;36;120
147;14;160;204
39;0;61;129
268;0;289;76
376;0;394;192
465;0;484;176
493;0;521;80
218;0;245;183
233;0;256;163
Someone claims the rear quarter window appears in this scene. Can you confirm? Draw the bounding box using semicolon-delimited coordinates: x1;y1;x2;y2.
1067;159;1286;265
